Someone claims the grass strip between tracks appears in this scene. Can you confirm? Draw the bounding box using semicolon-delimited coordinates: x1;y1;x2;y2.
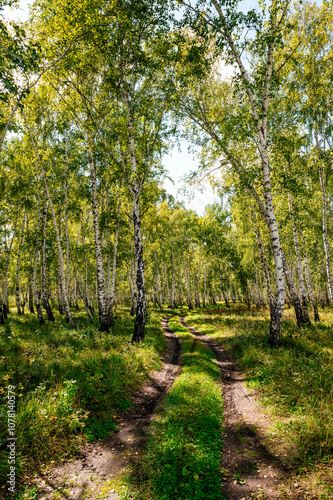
126;316;224;500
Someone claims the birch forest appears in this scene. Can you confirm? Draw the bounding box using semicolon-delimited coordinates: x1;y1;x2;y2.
1;0;333;499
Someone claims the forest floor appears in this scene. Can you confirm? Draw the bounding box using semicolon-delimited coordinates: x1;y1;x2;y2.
2;304;333;500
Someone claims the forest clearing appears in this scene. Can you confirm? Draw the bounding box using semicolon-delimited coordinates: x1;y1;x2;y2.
1;0;333;498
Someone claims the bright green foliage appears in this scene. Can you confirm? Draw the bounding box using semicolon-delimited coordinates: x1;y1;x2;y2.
127;317;224;500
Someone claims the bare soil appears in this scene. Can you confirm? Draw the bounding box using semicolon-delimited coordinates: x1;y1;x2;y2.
179;316;287;500
34;318;181;500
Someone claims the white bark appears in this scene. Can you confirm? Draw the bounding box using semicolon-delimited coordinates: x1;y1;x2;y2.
319;168;333;301
88;138;111;331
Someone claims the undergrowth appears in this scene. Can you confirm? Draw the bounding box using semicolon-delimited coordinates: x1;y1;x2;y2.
0;306;166;492
125;316;224;500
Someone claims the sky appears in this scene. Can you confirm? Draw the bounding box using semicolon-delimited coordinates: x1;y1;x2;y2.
2;0;260;214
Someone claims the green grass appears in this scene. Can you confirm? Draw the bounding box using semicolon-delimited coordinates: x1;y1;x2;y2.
0;305;167;490
185;304;333;498
125;316;224;500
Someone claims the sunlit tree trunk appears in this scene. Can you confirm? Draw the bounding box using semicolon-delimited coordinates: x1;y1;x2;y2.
15;214;26;315
88;138;112;331
281;253;306;327
288;195;311;325
254;225;275;314
202;266;207;307
215;240;229;307
110;192;122;313
41;196;55;321
132;192;146;340
154;250;164;311
319;168;333;302
184;254;193;309
121;79;146;342
32;173;44;324
170;242;176;308
64;164;71;306
164;260;170;308
299;228;320;322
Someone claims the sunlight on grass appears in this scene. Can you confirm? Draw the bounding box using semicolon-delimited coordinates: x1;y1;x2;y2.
125;317;224;500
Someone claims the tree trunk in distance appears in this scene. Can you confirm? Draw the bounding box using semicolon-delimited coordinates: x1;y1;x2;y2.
282;253;306;327
154;250;164;311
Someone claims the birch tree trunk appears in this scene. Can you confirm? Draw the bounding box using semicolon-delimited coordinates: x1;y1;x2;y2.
170;242;176;308
288;195;311;325
132;193;146;340
64;165;71;305
2;222;16;318
299;228;320;322
32;173;44;324
203;266;207;307
215;241;229;307
184;254;193;309
41;197;55;321
319;168;333;301
28;282;34;314
204;1;288;345
109;192;122;313
281;253;306;327
121;78;146;342
106;191;111;306
15;214;26;315
164;260;171;308
127;261;136;316
254;226;275;314
88;139;112;332
154;250;164;311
